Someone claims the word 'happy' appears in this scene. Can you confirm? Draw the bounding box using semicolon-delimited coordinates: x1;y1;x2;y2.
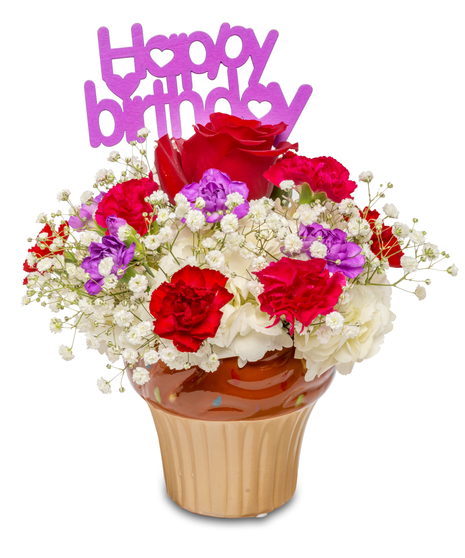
84;23;313;147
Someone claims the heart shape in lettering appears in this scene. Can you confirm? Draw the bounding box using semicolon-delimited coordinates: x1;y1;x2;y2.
150;48;174;68
248;100;272;120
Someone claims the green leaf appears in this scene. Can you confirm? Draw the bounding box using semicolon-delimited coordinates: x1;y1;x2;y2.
119;267;136;284
95;224;107;237
144;265;155;278
299;183;313;205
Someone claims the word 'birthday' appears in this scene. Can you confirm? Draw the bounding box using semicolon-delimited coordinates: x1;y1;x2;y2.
84;23;313;147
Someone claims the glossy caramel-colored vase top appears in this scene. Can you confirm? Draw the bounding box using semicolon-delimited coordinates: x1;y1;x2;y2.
129;348;335;421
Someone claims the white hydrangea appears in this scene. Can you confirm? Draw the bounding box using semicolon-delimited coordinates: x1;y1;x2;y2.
423;243;439;261
415;285;427;300
392;222;410;239
97;378;112;394
128;274;148;294
221;214;239;234
206;250;225;270
400;255;419;273
409;230;425;245
58;345;74;361
310;241;328;259
382;203;399;219
284;233;303;254
316;325;332;344
247;280;264;297
132;367;150;385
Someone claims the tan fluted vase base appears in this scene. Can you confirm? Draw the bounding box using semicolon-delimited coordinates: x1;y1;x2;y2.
147;402;315;518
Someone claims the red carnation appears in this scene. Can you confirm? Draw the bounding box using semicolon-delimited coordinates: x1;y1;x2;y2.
154;112;298;202
363;208;404;268
264;153;357;203
149;266;233;353
256;257;346;334
23;222;69;274
95;173;158;235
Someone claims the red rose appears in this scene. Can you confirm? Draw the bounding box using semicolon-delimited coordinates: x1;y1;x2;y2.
256;257;346;334
149;266;233;353
264;153;357;203
23;222;69;273
95;173;158;235
154;112;298;202
364;208;404;268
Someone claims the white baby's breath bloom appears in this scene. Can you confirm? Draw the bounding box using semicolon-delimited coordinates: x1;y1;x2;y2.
400;255;419;273
284;233;303;254
37;258;54;272
86;334;101;350
310;241;328;259
206;250;225;270
58;345;74;361
194;197;206;209
156;208;171;224
342;324;360;339
128;274;148;294
251;256;268;272
382;203;399;219
225;232;244;252
126;327;142;346
157;226;175;244
185;209;206;232
136;321;153;337
50;237;64;251
423;243;439;261
21;295;31;306
50;318;63;333
392;222;410;239
247;280;264;297
98;256;114;277
221;214;239;234
150;191;168;204
57;189;71;201
103;274;118;290
36;212;47;223
144;349;160;366
240;241;258;260
409;230;425;245
80;190;94;204
279;180;295;191
66;263;77;277
97;378;112;394
201;237;216;249
325;312;344;333
160;347;177;365
133;367;150;385
114;309;134;328
174;193;188;205
359;171;373;183
80;231;100;247
95;169;110;182
447;264;458;277
265;213;283;231
415;285;427;300
143;235;161;250
347;218;371;239
108;150;120;162
122;348;138;364
338;198;357;217
225;192;245;208
137;127;150;138
294;204;317;226
200;353;220;372
248;202;267;223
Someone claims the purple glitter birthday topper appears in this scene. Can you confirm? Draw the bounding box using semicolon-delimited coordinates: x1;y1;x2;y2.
84;23;312;147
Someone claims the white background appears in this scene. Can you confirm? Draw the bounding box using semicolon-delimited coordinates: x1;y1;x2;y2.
1;1;464;557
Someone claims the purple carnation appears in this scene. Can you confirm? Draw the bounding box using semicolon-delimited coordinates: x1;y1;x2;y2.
299;223;365;278
81;235;135;295
180;168;249;223
69;193;104;230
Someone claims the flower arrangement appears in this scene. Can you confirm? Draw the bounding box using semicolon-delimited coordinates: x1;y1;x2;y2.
22;113;458;394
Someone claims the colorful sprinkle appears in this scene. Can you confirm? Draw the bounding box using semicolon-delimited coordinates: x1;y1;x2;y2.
295;394;305;407
146;365;151;370
213;396;222;407
169;393;177;403
154;386;161;404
